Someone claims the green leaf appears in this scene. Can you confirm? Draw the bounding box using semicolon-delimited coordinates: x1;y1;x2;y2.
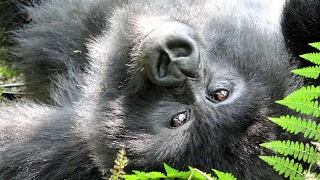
260;156;304;180
291;66;320;79
260;140;319;164
164;163;179;174
164;163;191;179
309;42;320;52
276;98;320;117
123;170;166;180
300;53;320;65
284;85;320;101
268;116;320;141
213;169;237;180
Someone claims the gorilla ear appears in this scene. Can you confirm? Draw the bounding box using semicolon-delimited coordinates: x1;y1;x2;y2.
282;0;320;59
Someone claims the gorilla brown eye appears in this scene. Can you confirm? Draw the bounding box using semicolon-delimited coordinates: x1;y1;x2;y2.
170;111;187;127
207;89;229;102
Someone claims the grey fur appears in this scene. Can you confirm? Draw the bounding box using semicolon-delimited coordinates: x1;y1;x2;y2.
0;0;318;179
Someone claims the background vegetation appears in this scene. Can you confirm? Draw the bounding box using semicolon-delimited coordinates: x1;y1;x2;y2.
0;28;23;102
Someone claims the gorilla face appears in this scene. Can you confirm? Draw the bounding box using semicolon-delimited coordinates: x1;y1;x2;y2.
0;0;310;179
79;1;295;178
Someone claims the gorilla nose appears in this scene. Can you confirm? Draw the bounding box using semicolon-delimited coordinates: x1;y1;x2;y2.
140;22;200;87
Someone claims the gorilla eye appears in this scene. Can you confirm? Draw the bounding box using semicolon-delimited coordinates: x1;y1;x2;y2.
170;111;187;127
207;89;229;103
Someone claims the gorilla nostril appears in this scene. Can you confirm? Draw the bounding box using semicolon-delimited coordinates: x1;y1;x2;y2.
167;41;192;58
158;41;193;79
158;52;170;78
140;22;200;87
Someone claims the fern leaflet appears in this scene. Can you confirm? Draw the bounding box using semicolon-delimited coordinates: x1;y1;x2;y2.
164;163;191;179
300;53;320;65
283;85;320;101
213;169;237;180
276;98;320;117
308;42;320;52
291;66;320;79
260;140;318;164
269;116;320;141
123;170;166;179
259;156;304;180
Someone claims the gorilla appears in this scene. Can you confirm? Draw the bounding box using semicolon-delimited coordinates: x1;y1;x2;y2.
1;0;320;179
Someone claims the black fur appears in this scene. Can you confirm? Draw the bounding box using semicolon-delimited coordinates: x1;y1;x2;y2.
0;0;319;179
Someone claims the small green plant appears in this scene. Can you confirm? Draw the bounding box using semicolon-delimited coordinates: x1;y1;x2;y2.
109;149;236;180
109;148;129;180
123;163;236;180
260;42;320;180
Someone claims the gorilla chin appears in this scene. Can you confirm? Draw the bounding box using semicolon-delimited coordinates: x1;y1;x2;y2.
0;0;319;179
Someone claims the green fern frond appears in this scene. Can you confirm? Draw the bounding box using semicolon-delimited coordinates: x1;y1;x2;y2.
300;53;320;65
276;98;320;117
269;116;320;141
213;169;237;180
261;42;320;180
308;42;320;52
123;170;166;180
259;156;304;180
260;141;318;164
291;66;320;79
164;163;191;179
284;85;320;101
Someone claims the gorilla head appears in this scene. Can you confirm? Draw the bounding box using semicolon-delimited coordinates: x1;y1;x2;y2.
0;0;318;179
81;1;291;177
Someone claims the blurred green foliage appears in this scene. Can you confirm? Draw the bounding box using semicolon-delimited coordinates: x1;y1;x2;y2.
0;27;20;79
0;28;22;101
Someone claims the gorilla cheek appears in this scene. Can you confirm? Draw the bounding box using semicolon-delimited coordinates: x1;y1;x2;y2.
139;22;201;87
